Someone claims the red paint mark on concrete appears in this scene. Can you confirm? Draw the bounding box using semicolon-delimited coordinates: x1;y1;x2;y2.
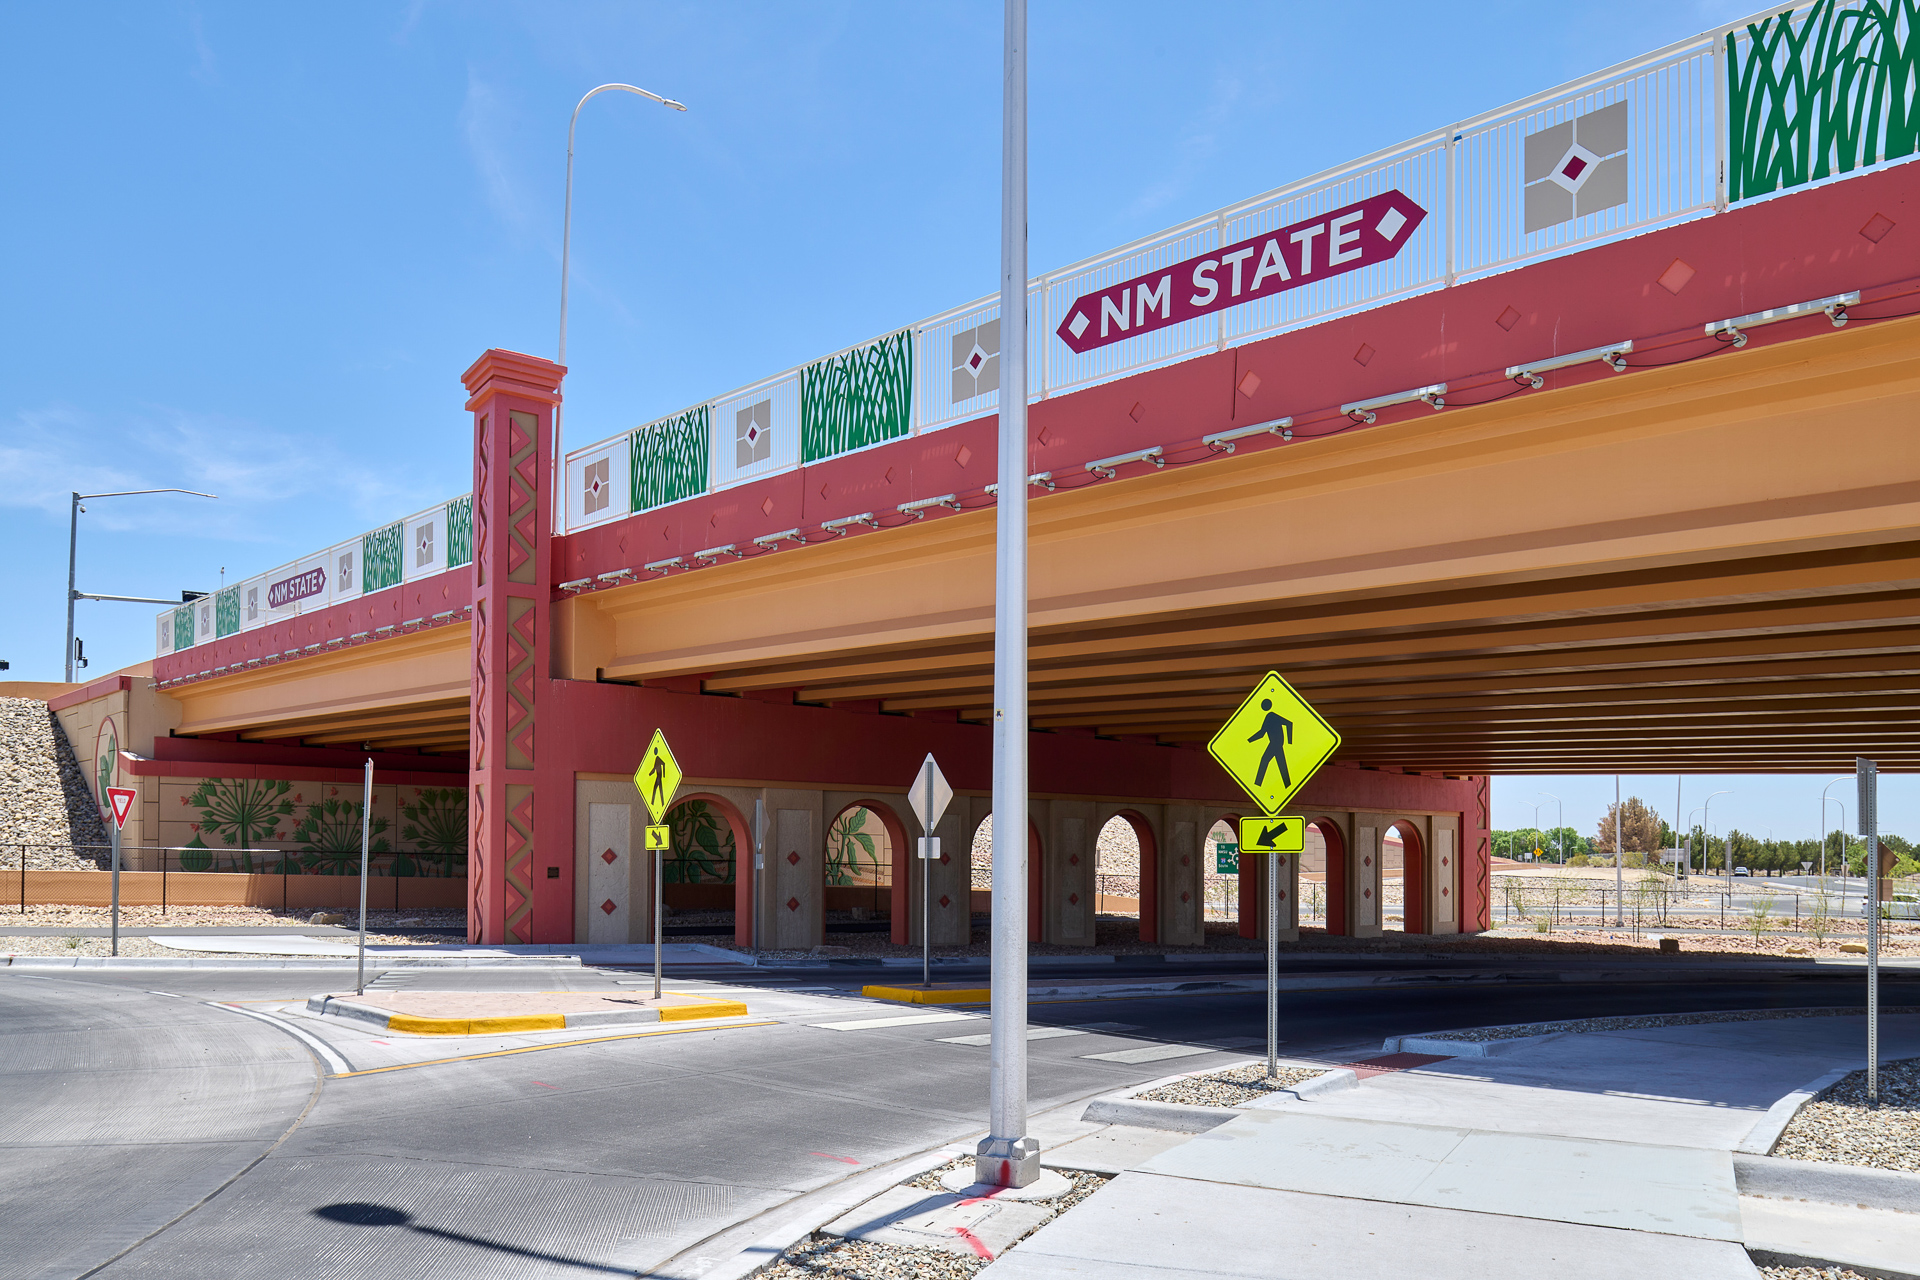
952;1227;995;1259
533;1081;559;1090
810;1152;859;1165
1345;1051;1451;1079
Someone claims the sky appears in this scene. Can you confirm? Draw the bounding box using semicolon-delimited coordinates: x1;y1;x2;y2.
7;0;1897;842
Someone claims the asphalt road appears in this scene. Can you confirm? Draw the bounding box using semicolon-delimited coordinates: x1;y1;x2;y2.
3;958;1912;1279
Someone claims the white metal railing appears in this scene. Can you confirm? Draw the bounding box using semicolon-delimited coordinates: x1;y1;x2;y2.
156;494;472;661
561;4;1912;538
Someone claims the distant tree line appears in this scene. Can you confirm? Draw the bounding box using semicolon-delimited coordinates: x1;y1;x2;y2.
1493;794;1920;878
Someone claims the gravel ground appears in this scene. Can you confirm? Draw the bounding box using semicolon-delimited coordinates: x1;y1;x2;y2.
758;1158;1109;1279
1135;1062;1325;1107
1416;1006;1920;1042
0;904;466;930
1772;1057;1920;1172
0;928;456;957
0;698;109;868
1756;1266;1874;1279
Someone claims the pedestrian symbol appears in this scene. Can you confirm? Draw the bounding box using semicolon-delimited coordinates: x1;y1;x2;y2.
633;729;683;825
1238;816;1306;854
1207;672;1340;815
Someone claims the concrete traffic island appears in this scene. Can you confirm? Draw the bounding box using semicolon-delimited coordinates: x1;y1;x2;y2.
306;989;748;1034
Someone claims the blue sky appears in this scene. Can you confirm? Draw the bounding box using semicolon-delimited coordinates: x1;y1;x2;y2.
11;0;1894;842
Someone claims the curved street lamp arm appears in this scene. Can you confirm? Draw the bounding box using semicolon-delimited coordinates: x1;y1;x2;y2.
78;488;218;501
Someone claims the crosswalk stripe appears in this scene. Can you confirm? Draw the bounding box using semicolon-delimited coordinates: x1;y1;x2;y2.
1080;1044;1218;1064
810;1011;982;1031
937;1026;1088;1046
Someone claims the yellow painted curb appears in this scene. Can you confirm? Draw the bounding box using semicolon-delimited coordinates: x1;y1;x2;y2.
862;985;990;1005
387;1013;567;1035
659;999;751;1021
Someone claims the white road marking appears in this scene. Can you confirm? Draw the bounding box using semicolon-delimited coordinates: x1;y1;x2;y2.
1080;1044;1218;1064
810;1012;981;1031
144;990;184;998
1074;1022;1143;1033
937;1026;1087;1046
208;1001;354;1075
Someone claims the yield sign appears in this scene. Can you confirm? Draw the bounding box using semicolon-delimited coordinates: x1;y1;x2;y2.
907;754;953;834
632;730;683;825
1207;672;1341;816
105;787;137;830
1055;190;1427;355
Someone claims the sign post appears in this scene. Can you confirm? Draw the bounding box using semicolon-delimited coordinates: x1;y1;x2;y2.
1858;757;1881;1106
356;758;373;995
634;730;683;1001
907;754;955;988
1207;672;1340;1080
104;787;136;958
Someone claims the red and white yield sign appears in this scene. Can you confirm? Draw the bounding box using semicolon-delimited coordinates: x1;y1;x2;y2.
105;787;137;830
1054;190;1427;354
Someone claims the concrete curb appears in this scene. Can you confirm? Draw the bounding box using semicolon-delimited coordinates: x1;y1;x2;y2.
305;994;749;1034
1381;1032;1563;1057
1078;1063;1358;1131
1735;1067;1853;1155
1735;1152;1920;1214
2;953;582;970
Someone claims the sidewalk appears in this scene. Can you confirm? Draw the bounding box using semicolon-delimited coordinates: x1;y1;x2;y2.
982;1014;1920;1279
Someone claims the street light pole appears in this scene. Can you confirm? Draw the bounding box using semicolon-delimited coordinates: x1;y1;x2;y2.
1613;775;1624;926
1539;791;1562;864
1704;789;1731;889
1821;777;1849;894
66;488;217;681
979;0;1036;1192
556;83;686;528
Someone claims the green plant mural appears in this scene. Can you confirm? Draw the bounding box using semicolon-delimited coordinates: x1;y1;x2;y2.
95;725;117;814
172;607;194;651
665;799;735;883
179;777;295;871
826;807;885;886
802;329;914;463
1727;1;1920;201
214;585;241;637
362;520;404;593
292;794;392;874
631;406;711;512
398;786;467;877
445;494;473;568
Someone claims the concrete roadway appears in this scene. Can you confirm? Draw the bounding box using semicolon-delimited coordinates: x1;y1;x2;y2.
2;960;1912;1279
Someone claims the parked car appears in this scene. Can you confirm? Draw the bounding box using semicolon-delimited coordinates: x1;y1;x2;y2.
1733;866;1751;876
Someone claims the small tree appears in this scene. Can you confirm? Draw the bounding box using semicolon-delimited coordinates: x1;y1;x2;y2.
1596;797;1663;863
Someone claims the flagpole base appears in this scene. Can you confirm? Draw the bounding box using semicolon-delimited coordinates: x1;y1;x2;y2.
975;1135;1041;1188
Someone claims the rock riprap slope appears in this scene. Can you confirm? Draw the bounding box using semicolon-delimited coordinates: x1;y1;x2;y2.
0;698;109;868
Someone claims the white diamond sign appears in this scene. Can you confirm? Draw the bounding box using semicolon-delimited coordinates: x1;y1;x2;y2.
908;754;953;835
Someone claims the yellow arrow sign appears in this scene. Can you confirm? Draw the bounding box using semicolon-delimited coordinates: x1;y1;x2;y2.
633;729;683;825
1207;671;1340;816
1239;815;1305;853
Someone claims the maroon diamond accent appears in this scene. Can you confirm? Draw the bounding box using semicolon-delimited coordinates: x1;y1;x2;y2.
601;849;617;864
1180;855;1190;867
1442;887;1450;896
939;895;951;908
1068;893;1079;905
939;852;950;865
600;898;617;915
1180;891;1190;904
1068;854;1079;866
1364;888;1373;898
787;851;800;866
1560;155;1589;181
967;351;983;373
787;897;800;912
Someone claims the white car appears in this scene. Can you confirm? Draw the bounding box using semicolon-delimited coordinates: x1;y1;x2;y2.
1733;867;1751;876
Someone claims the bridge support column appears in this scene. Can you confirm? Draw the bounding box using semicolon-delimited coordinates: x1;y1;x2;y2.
464;349;566;944
1041;801;1095;945
1161;805;1205;946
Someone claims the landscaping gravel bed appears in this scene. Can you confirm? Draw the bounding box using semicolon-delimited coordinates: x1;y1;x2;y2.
758;1158;1108;1279
0;904;465;930
1417;1006;1920;1042
1756;1266;1873;1279
1772;1057;1920;1173
0;928;451;957
1135;1062;1325;1107
0;697;109;867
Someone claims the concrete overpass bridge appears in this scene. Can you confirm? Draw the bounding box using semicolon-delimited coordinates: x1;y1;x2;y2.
66;5;1920;946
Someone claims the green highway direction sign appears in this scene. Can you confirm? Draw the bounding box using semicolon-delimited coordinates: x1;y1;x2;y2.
1215;843;1239;875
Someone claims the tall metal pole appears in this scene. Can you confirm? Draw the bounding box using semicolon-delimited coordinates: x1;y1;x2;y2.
65;493;80;682
356;758;372;995
1613;775;1624;925
978;0;1036;1191
654;830;664;1000
1265;847;1278;1079
1674;776;1683;879
556;84;686;531
109;816;121;957
1857;757;1880;1105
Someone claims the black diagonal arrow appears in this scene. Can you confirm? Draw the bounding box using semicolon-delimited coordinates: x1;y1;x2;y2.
1251;820;1290;849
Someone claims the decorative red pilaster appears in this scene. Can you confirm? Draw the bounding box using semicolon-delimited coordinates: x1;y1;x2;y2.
464;349;564;945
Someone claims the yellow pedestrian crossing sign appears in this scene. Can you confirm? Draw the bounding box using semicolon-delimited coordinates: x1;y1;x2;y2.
1208;672;1340;816
1239;815;1306;853
633;729;683;825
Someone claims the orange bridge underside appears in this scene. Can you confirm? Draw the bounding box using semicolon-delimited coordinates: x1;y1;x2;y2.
555;314;1920;774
